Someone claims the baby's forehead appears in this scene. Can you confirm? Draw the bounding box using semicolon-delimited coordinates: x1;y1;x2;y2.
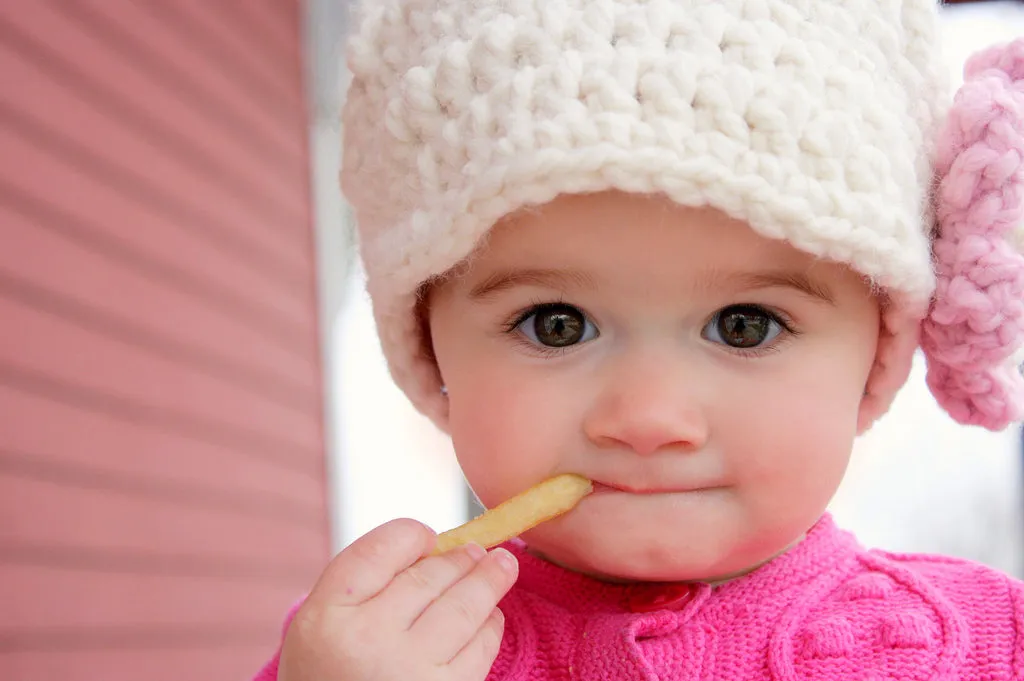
480;191;813;267
440;190;872;305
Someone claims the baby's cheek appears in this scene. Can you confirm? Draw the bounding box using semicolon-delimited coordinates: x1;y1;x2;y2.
777;422;853;509
449;390;552;507
734;391;852;487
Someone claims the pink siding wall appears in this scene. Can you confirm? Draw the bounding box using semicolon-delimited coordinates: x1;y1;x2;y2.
0;1;330;678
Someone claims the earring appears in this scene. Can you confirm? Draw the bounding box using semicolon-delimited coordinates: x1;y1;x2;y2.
440;385;448;396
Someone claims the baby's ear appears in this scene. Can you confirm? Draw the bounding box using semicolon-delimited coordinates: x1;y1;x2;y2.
857;308;921;434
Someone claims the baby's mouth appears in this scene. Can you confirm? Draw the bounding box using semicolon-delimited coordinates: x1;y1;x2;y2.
590;481;717;495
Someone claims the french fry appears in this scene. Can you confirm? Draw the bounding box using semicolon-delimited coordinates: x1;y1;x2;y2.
433;474;592;555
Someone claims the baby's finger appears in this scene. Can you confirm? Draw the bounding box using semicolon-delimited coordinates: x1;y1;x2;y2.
308;518;435;607
368;543;486;627
411;548;518;663
445;608;506;679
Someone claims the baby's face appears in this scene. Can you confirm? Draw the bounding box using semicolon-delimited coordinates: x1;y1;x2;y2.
428;191;880;583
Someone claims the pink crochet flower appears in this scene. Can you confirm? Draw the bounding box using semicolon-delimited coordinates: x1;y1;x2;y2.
922;39;1024;430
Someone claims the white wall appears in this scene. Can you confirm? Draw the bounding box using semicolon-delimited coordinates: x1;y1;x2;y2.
334;265;468;547
304;0;474;551
304;0;357;551
830;354;1023;576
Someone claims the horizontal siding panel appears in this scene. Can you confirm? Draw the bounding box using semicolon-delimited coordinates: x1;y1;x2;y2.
68;0;307;194
226;2;302;78
0;362;317;473
0;385;323;504
0;647;274;679
255;0;303;40
0;647;276;681
149;0;303;113
0;203;317;395
0;1;324;677
0;448;322;526
0;2;307;227
0;30;311;271
0;474;326;564
0;123;313;331
0;296;321;451
0;563;308;630
4;542;321;586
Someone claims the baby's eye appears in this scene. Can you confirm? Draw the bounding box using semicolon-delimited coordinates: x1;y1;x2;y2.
703;305;784;349
517;304;599;348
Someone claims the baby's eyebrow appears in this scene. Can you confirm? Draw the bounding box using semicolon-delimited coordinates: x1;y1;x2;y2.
716;270;837;306
469;268;597;300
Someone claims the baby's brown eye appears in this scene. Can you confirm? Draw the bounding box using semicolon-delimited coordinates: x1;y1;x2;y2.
704;305;781;349
517;304;598;348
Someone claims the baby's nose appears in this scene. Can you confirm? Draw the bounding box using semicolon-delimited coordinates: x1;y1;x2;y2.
582;362;709;455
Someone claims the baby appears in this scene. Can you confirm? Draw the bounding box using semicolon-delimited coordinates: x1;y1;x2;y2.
256;1;1024;679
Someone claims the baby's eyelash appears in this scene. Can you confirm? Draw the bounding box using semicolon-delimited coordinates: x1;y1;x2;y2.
726;335;793;359
501;299;569;333
501;299;589;358
710;305;801;359
508;334;575;358
501;312;527;335
731;305;797;332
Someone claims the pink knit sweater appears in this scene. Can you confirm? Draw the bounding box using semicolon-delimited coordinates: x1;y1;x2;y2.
254;515;1024;680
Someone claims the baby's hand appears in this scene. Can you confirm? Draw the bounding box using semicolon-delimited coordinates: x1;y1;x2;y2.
277;518;518;681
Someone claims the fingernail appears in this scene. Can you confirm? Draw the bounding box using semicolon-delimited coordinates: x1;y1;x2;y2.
492;548;518;576
463;543;486;561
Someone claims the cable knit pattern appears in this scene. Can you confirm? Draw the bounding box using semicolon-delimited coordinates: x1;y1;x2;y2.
250;517;1024;680
340;0;956;430
484;515;1023;681
922;39;1024;429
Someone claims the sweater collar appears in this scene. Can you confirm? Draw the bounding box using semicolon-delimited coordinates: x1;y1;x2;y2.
506;514;861;614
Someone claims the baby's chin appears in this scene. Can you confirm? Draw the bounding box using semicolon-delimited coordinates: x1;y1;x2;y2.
523;533;765;584
523;522;803;584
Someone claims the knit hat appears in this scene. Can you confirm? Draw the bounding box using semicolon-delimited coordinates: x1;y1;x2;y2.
340;0;1024;432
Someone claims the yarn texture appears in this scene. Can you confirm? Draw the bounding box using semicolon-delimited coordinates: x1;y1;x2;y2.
340;1;1024;429
251;515;1024;681
341;0;958;429
923;40;1024;428
486;515;1024;680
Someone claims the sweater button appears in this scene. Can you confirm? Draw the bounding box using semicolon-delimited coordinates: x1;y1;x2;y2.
626;583;697;613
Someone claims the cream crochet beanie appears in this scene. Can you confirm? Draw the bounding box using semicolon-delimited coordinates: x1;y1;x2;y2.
340;0;1024;431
